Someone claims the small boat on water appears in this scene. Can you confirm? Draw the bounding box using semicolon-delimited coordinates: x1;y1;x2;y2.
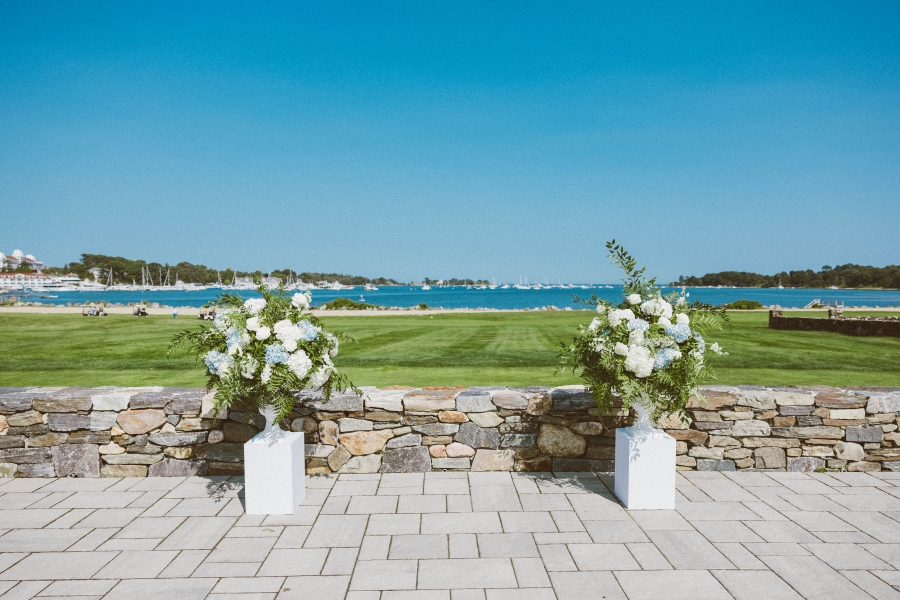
364;283;378;291
422;284;431;290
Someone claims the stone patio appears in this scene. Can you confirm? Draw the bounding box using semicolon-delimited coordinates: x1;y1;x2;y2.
2;472;900;599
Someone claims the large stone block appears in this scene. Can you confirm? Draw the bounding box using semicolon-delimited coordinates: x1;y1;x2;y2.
47;413;91;432
404;390;457;412
0;447;51;464
149;458;208;477
468;412;503;428
68;431;111;444
728;420;771;437
363;389;407;412
102;453;163;465
381;446;432;472
431;457;471;470
33;388;94;412
537;424;586;458
456;392;495;413
17;463;55;477
412;422;460;437
491;390;529;410
327;444;351;470
339;430;393;455
7;410;42;427
386;433;422;449
771;426;843;439
194;442;244;463
696;459;736;471
471;449;515;471
91;391;135;411
339;454;382;473
90;411;119;431
52;443;100;477
299;390;365;412
455;422;501;450
149;431;208;446
815;392;866;410
129;389;174;409
0;391;41;413
101;465;148;477
666;429;708;445
834;442;865;461
866;392;900;414
0;436;25;450
687;390;738;410
754;447;786;469
846;426;883;443
500;434;537;448
549;386;595;410
165;391;205;415
338;418;373;432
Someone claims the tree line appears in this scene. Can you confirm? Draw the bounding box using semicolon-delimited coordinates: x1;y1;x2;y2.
673;264;900;289
54;254;401;286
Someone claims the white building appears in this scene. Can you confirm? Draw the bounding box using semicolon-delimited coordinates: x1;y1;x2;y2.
0;272;51;289
1;249;44;273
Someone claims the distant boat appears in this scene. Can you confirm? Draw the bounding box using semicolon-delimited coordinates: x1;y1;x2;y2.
365;283;378;291
422;284;432;290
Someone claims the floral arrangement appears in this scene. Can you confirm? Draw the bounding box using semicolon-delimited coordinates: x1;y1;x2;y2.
561;241;727;422
170;283;357;424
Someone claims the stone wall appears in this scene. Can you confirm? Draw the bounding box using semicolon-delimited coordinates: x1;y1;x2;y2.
1;385;898;477
769;310;900;337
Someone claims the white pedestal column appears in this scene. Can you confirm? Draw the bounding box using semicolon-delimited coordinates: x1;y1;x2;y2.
614;403;675;510
244;407;306;515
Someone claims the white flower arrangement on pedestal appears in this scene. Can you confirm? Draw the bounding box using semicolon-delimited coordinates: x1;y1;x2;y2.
171;282;358;425
561;241;728;424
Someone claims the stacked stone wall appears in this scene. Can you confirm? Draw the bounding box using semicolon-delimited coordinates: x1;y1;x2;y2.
769;311;900;337
1;385;898;477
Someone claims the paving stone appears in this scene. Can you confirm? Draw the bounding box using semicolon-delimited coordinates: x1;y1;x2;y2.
103;577;217;600
548;571;627;599
614;570;732;600
422;512;502;534
305;514;368;547
477;533;539;557
279;575;350;600
418;558;517;589
389;534;449;559
0;551;117;580
257;548;328;576
93;550;179;579
761;555;874;600
645;530;735;569
157;517;236;550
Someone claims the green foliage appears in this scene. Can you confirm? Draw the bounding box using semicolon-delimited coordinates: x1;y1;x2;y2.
676;264;900;289
561;241;729;422
321;297;378;310
168;283;359;423
723;300;764;310
423;278;490;286
417;303;429;310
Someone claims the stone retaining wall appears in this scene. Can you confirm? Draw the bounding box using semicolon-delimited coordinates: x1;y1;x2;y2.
1;385;898;477
769;310;900;337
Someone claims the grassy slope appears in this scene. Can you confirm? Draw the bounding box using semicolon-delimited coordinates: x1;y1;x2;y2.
0;311;897;387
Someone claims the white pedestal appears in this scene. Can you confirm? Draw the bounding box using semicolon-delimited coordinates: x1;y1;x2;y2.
244;430;306;515
614;426;676;510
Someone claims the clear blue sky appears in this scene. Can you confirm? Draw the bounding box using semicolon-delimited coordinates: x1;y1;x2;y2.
1;1;898;283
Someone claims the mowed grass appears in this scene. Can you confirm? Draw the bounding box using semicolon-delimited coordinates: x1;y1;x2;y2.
0;311;897;388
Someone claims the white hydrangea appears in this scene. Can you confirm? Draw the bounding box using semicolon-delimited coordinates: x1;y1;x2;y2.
255;326;271;341
614;342;629;356
324;332;339;357
627;294;642;305
260;364;272;383
213;310;232;332
658;316;672;327
641;298;673;319
596;304;607;314
628;330;646;347
244;298;266;315
291;292;311;309
283;339;298;352
308;367;333;388
676;313;690;325
608;308;635;327
624;345;654;378
287;350;312;379
588;317;601;332
246;316;261;331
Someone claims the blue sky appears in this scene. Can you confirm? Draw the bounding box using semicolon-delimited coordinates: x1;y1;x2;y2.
1;1;898;283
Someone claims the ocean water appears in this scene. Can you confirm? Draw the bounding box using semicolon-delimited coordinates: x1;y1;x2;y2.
8;285;900;309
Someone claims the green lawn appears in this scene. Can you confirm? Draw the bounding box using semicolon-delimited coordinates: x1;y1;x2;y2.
0;311;898;388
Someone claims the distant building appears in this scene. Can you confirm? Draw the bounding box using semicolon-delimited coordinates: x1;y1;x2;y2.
0;272;51;289
1;249;44;273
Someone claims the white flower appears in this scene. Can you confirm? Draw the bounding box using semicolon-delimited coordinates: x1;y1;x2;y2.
244;298;266;315
710;342;724;355
287;350;312;379
624;345;654;378
658;316;672;327
324;332;339;357
283;339;298;352
240;356;258;379
628;330;646;347
608;308;635;327
588;318;601;332
596;304;607;314
246;316;261;331
614;342;629;356
676;313;690;325
255;326;271;341
641;298;673;319
213;310;232;332
308;367;332;388
627;294;642;305
260;364;272;383
291;292;311;309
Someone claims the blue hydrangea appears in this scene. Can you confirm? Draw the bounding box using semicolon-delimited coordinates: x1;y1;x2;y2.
664;323;692;344
627;318;650;332
265;344;290;364
694;332;706;354
225;330;243;350
297;320;318;341
654;347;681;370
204;350;228;373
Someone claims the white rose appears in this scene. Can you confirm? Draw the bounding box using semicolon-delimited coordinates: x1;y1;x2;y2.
588;318;601;332
283;339;298;352
614;342;629;356
596;304;607;314
287;350;312;379
246;316;260;331
627;294;642;305
255;326;271;341
676;313;690;325
308;367;332;388
244;298;266;314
